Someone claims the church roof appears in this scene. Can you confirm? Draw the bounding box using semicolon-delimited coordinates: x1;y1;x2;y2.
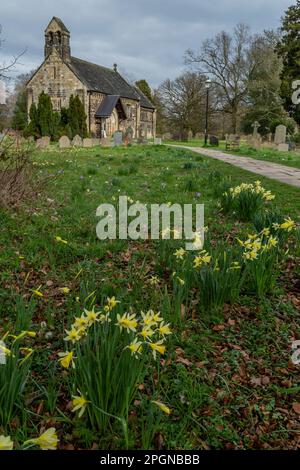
45;17;70;34
95;95;126;118
134;86;155;110
69;57;141;101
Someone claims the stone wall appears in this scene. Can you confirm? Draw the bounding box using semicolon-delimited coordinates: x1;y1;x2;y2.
140;107;155;138
27;50;86;116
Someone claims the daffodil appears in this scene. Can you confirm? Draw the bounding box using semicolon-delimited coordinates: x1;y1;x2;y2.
176;276;185;286
149;276;160;286
0;435;13;450
73;315;88;329
125;338;143;358
64;328;82;343
149;340;166;359
174;248;186;260
31;287;43;297
158;322;172;337
116;312;138;332
84;307;100;326
99;312;111;323
106;296;120;311
280;217;296;232
24;428;58;450
152;401;171;415
55;236;68;245
72;393;90;417
59;287;70;294
140;327;155;340
58;351;75;369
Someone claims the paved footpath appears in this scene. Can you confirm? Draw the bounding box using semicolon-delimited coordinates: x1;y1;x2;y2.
169;145;300;188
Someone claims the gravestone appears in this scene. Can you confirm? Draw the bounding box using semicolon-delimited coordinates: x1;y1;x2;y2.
125;126;134;142
274;125;287;145
83;138;93;148
101;137;112;147
278;143;289;152
92;138;101;146
72;135;83;147
154;137;162;145
59;135;71;149
113;131;123;146
251;121;260;138
187;130;193;141
209;135;219;146
36;136;50;149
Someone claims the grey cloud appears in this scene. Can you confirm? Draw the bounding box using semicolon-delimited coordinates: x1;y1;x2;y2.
0;0;293;87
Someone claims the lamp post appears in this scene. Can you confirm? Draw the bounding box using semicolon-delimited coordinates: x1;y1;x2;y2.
204;79;211;146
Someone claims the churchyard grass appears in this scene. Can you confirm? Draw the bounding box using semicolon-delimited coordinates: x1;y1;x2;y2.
166;138;300;169
0;144;300;449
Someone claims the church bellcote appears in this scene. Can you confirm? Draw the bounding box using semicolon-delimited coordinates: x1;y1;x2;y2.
44;17;71;62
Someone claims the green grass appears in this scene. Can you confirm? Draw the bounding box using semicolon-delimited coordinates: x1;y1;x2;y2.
165;138;300;169
0;143;300;450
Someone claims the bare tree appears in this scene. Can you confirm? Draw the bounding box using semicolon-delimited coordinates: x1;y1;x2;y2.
185;24;261;133
158;71;207;139
0;25;26;79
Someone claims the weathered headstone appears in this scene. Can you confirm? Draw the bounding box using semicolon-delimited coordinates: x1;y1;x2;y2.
251;121;260;138
187;130;193;141
113;131;123;146
92;138;101;147
125;126;134;141
101;137;112;147
154;137;162;145
72;135;83;147
59;135;71;149
278;143;289;152
83;138;93;148
209;135;219;146
36;136;50;149
274;125;287;145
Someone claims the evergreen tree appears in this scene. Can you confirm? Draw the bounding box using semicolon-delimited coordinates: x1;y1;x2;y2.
135;79;153;103
67;94;87;138
277;0;300;124
37;91;54;136
11;91;28;130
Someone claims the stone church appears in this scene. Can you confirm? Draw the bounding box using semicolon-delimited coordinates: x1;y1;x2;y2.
26;17;156;139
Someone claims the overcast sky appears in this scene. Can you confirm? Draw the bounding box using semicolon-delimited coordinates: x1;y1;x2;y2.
0;0;295;88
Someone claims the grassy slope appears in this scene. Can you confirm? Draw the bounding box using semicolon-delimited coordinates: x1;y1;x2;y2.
0;144;300;449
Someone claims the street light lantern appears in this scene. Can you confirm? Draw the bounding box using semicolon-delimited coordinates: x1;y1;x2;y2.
204;79;211;146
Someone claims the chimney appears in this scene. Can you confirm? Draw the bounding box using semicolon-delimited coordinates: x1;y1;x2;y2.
113;63;118;72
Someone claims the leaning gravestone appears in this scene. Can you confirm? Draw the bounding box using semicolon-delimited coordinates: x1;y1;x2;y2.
59;135;71;149
36;136;50;149
274;125;287;145
113;131;123;146
154;137;162;145
209;135;219;146
72;135;83;147
83;138;93;148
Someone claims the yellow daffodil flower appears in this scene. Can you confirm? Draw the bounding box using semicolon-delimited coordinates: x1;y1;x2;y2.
84;307;100;326
116;313;138;332
149;340;166;359
54;236;68;245
125;338;143;358
0;435;13;450
24;428;58;450
152;401;171;415
59;287;70;295
280;217;296;232
72;393;90;417
64;328;82;343
58;351;75;369
158;322;172;337
174;248;186;259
